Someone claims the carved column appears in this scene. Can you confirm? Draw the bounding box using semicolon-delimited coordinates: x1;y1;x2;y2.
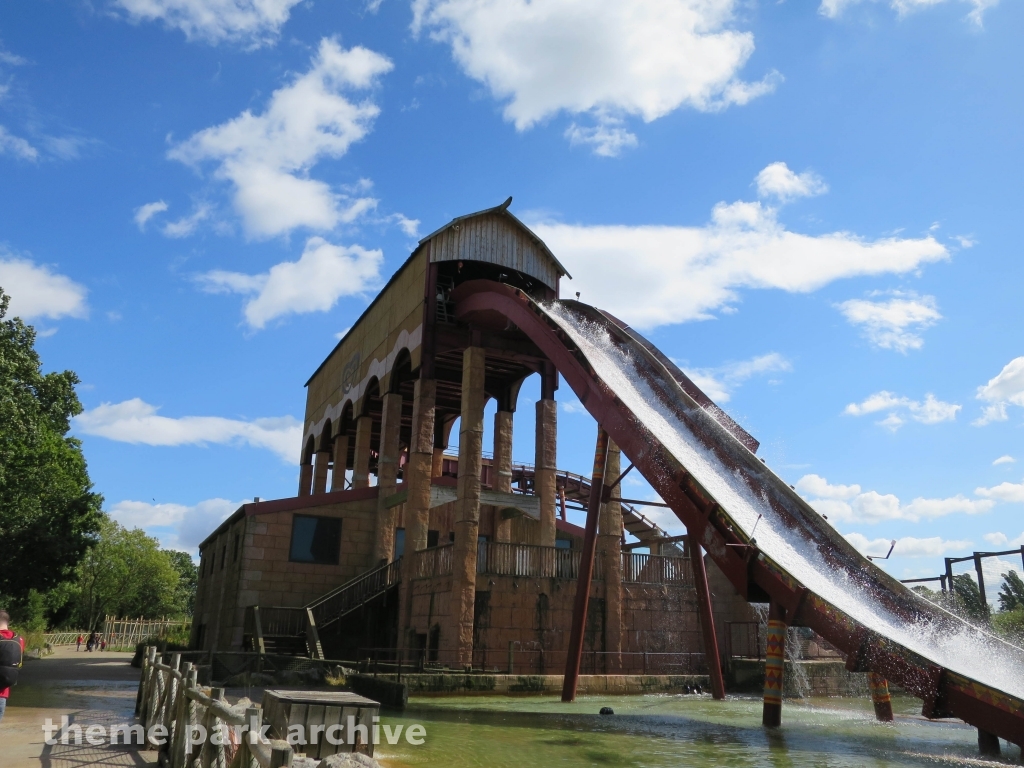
313;450;330;494
447;346;485;666
535;398;557;548
492;410;513;543
352;415;373;490
331;434;349;492
598;439;623;673
374;392;403;564
298;462;313;497
400;379;436;642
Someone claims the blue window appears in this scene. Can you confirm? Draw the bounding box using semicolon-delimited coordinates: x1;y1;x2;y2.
289;515;342;564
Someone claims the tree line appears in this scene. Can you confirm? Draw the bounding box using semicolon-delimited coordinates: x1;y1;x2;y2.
0;289;196;632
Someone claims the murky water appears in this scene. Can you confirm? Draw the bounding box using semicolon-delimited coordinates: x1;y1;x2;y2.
375;694;1013;767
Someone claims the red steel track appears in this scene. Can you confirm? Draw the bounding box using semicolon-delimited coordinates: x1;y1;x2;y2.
453;280;1024;745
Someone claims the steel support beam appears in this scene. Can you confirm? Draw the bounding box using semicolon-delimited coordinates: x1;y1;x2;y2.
689;536;726;700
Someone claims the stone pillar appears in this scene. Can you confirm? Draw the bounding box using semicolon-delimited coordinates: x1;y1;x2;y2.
331;434;349;491
352;415;373;489
535;398;557;548
448;346;485;666
399;379;436;642
432;447;445;477
492;410;513;543
868;672;894;722
313;450;330;494
763;602;786;727
374;392;403;564
598;439;623;673
298;462;313;497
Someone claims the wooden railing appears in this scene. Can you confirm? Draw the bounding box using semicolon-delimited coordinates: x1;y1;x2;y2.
137;646;296;768
412;543;454;579
102;617;191;650
308;558;403;631
621;553;693;585
478;541;604;580
43;631;88;646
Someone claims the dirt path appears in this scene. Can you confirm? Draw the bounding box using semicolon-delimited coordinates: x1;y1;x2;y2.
0;646;158;768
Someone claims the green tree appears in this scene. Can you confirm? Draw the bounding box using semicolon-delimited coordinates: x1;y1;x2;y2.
72;517;182;629
0;289;102;608
998;571;1024;613
165;550;198;618
952;573;989;623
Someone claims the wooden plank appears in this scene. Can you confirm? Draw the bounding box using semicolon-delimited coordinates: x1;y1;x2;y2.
306;704;325;759
320;705;343;759
340;706;358;753
356;707;375;757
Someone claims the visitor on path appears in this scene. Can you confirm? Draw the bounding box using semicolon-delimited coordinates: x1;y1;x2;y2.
86;631;96;652
0;610;26;725
76;634;83;652
100;638;106;651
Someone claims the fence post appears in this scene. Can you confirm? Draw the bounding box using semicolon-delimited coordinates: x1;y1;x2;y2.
508;642;514;675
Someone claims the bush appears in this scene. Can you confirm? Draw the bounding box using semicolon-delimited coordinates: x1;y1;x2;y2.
130;635;191;668
992;608;1024;646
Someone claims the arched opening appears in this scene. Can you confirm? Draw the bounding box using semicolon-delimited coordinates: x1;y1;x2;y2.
362;377;383;482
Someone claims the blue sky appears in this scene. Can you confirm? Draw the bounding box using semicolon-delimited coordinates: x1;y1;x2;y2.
1;0;1022;598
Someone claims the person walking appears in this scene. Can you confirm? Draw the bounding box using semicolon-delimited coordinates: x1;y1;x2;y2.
0;610;25;725
76;634;83;652
86;631;96;652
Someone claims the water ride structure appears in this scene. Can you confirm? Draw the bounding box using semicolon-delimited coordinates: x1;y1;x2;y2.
193;200;1024;756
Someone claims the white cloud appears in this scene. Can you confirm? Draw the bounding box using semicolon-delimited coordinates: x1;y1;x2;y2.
531;172;948;330
107;497;245;552
975;480;1024;504
837;291;941;352
844;532;972;558
0;255;89;320
134;200;169;230
755;162;828;203
798;474;994;523
112;0;304;47
389;213;421;238
820;0;998;27
681;352;790;403
844;390;960;430
560;395;586;414
984;532;1010;546
0;125;39;161
168;38;393;238
74;398;301;463
974;357;1024;426
412;0;780;154
994;455;1016;466
196;236;383;329
162;203;212;238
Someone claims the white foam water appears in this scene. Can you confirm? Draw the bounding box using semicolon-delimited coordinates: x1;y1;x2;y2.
544;302;1024;701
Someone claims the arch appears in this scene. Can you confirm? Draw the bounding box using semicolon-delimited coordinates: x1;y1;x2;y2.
337;400;355;436
361;377;381;417
388;348;414;395
318;419;333;452
302;435;316;465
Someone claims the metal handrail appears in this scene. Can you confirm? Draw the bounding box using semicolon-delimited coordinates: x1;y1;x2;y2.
621;552;693;585
308;558;403;629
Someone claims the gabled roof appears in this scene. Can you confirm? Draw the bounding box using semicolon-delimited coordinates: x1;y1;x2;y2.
419;197;572;280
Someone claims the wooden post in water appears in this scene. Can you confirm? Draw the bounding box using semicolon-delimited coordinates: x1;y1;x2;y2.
762;602;786;727
867;672;893;721
561;427;609;703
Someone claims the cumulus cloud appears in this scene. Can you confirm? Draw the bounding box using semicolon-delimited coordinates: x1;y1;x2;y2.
112;0;304;46
134;200;169;230
531;168;947;329
412;0;780;154
74;398;301;463
755;162;828;203
994;455;1016;466
681;352;790;403
0;125;39;161
797;473;994;523
107;497;244;552
820;0;998;27
162;203;213;238
196;236;383;329
168;38;392;238
837;291;941;353
843;532;972;558
975;479;1024;504
974;357;1024;426
844;391;960;430
0;255;88;320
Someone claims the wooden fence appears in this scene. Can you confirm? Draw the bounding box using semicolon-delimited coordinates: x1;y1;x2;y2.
137;646;298;767
44;631;89;647
103;616;191;650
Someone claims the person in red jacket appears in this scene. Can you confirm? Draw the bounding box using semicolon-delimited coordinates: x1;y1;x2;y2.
0;610;26;725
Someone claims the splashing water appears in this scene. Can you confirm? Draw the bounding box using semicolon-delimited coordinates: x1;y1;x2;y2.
543;302;1024;700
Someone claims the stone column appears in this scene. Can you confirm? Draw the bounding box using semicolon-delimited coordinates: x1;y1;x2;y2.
432;447;445;477
492;410;513;543
448;347;486;666
762;602;786;727
399;379;436;641
298;462;313;497
535;398;557;548
352;415;373;489
313;450;330;494
374;392;403;564
598;439;623;673
331;434;349;492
